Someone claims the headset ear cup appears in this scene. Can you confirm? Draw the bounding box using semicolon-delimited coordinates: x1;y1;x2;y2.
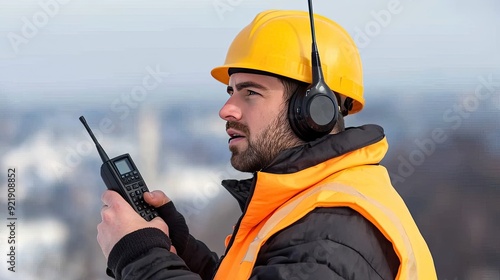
288;89;305;140
309;94;337;127
288;88;338;141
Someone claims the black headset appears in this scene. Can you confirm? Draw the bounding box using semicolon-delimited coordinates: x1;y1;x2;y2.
288;0;339;142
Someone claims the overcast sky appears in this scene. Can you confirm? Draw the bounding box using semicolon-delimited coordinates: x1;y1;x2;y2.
1;0;499;106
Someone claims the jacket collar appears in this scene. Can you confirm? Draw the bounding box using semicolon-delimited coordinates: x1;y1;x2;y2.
222;124;386;212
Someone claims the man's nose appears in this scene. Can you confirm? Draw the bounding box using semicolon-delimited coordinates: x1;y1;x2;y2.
219;96;242;121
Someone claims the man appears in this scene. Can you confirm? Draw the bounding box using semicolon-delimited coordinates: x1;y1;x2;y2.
97;10;437;279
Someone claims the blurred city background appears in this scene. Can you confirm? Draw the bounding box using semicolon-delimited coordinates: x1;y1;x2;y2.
1;0;499;279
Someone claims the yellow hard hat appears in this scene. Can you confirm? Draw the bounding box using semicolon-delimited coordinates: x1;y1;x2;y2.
211;10;364;114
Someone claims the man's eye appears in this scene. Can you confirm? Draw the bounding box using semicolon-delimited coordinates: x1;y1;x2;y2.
247;90;259;96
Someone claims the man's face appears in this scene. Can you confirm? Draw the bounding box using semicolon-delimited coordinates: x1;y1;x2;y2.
219;72;302;172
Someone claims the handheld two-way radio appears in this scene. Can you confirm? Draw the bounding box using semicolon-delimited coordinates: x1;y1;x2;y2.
288;0;339;141
79;116;159;221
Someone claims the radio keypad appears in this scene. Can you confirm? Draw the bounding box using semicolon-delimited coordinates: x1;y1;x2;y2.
121;170;158;221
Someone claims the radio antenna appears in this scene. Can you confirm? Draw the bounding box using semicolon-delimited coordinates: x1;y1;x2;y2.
308;0;324;86
79;116;110;163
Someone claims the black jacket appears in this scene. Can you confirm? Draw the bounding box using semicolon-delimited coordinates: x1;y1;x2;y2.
106;125;400;279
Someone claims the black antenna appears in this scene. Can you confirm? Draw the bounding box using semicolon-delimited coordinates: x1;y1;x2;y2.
79;116;110;163
307;0;325;85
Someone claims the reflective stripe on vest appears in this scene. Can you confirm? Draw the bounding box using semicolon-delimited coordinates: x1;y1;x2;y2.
241;182;418;280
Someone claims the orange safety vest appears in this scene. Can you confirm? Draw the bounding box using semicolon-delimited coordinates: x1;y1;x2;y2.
214;137;437;280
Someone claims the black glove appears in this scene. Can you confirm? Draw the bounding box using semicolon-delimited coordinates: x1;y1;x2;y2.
156;201;189;256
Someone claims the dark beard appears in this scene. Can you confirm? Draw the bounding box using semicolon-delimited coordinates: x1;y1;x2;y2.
228;112;303;172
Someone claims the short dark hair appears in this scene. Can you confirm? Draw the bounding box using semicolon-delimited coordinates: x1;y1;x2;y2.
279;76;309;102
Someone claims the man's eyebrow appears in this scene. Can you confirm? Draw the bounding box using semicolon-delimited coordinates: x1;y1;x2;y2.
227;81;268;94
235;81;269;91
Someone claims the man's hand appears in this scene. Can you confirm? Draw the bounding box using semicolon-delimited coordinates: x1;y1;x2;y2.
143;190;178;254
143;190;171;208
97;190;170;260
